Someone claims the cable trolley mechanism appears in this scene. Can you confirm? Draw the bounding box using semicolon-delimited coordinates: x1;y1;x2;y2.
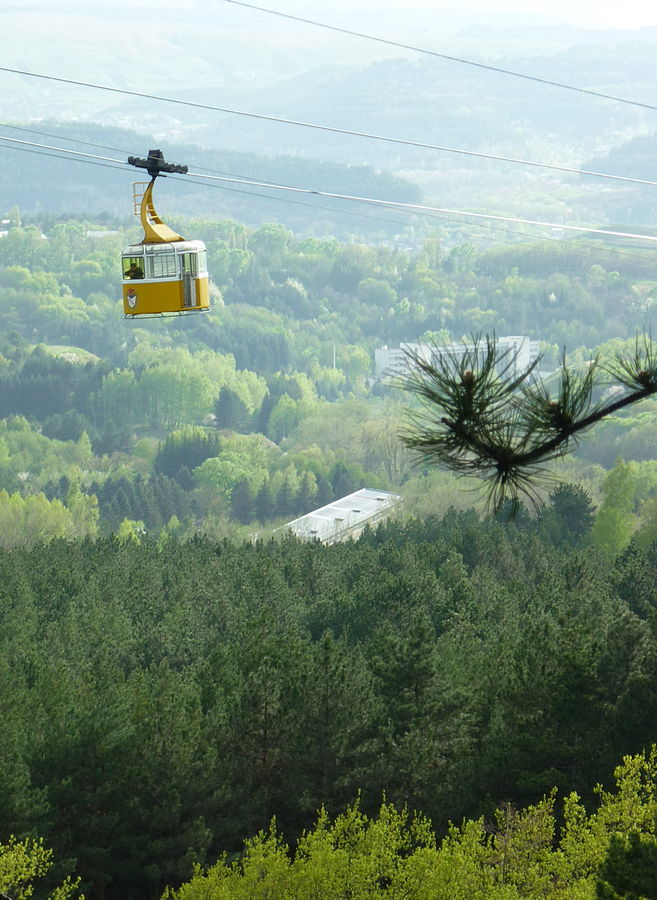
121;150;210;318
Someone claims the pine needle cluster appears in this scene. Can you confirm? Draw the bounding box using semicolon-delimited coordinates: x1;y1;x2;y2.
399;334;657;512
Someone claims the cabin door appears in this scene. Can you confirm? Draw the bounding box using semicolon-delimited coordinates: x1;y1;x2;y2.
181;253;197;307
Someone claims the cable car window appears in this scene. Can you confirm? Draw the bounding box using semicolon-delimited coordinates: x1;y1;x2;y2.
123;256;144;279
147;253;179;279
197;249;208;275
181;253;198;277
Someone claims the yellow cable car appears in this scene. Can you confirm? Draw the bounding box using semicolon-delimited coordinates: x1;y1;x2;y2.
122;150;210;318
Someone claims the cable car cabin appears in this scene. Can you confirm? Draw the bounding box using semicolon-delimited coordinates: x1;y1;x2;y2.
122;240;209;317
122;153;211;318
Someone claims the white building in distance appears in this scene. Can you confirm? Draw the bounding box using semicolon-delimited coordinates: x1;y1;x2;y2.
375;336;540;380
285;488;401;544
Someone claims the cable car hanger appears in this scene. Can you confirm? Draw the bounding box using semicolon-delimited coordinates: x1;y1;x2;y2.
128;149;188;244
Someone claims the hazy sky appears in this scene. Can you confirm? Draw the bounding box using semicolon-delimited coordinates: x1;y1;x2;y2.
289;0;657;30
17;0;657;31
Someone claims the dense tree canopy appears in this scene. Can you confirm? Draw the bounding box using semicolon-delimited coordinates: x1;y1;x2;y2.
0;509;657;896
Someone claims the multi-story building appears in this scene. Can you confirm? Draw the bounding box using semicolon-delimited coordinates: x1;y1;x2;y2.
375;336;540;380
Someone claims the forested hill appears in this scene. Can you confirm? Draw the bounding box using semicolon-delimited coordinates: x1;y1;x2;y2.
3;510;657;898
581;130;657;225
1;215;657;548
0;122;420;239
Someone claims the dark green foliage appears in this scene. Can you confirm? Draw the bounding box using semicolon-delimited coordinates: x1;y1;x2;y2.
211;318;291;373
153;428;220;479
329;460;366;498
0;347;105;424
297;470;318;515
42;410;91;442
314;472;334;507
213;387;250;432
540;483;596;547
255;481;275;523
275;472;296;519
89;474;192;531
230;478;255;524
597;828;657;899
5;479;657;896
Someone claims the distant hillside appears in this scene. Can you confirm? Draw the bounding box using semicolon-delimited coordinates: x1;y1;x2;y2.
581;131;657;226
0;122;421;239
583;131;657;182
5;7;657;235
4;7;656;166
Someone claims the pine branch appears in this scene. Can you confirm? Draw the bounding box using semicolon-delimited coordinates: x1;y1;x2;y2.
399;334;657;512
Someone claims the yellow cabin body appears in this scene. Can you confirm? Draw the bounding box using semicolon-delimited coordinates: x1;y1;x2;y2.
122;240;210;317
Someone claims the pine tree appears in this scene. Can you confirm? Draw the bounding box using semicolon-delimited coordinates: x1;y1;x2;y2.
400;334;657;512
255;482;275;523
214;387;250;432
297;471;318;515
315;473;334;507
231;479;256;524
330;462;358;499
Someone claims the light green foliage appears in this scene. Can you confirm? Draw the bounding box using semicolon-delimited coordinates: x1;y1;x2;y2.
0;836;81;899
162;800;555;899
401;469;487;517
133;436;158;464
227;369;268;414
359;404;412;485
0;490;72;547
337;344;372;379
197;435;275;501
291;399;372;462
74;432;93;465
635;492;657;548
0;418;98;487
194;452;268;499
308;362;347;400
138;357;216;430
591;459;638;557
123;345;264;431
0;435;10;467
267;394;301;442
248;223;292;261
116;517;145;543
65;479;100;539
166;750;657;899
2;265;60;295
578;398;657;467
357;277;397;308
221;433;279;472
94;369;141;430
208;244;253;286
164;802;440;900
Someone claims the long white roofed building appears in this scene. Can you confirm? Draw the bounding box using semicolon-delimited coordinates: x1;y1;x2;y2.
285;488;401;544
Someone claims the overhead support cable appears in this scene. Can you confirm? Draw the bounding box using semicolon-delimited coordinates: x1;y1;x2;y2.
0;121;130;155
222;0;657;112
1;131;656;246
0;67;655;187
0;133;123;165
187;169;657;243
1;140;656;272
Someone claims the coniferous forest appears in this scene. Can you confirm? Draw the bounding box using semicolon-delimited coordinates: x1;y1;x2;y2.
3;506;657;898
